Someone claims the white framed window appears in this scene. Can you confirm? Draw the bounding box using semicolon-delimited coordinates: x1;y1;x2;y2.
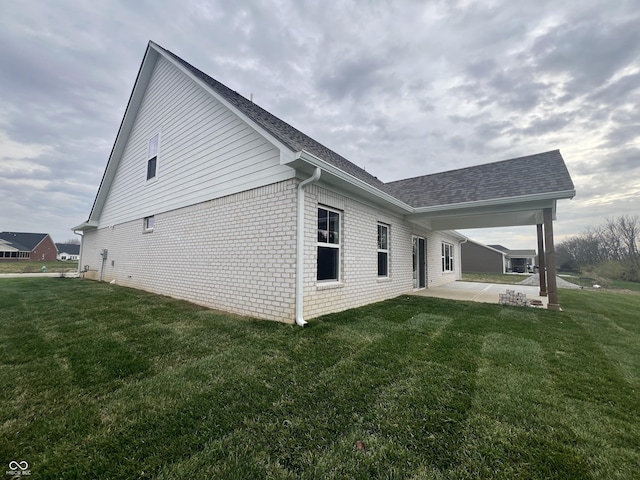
317;206;340;281
146;133;159;181
143;216;155;232
442;242;454;272
377;223;389;277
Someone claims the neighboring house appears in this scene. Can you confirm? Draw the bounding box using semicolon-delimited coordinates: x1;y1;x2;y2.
0;232;58;261
56;243;80;261
73;41;576;322
488;245;537;273
461;240;507;274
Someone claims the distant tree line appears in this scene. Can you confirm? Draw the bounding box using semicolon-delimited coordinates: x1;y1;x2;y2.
557;215;640;282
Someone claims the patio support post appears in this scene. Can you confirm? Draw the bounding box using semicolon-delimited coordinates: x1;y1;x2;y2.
536;223;547;296
543;208;560;310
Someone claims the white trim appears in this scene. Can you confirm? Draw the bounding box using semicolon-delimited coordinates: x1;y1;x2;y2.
442;241;454;272
294;150;413;212
317;205;341;283
146;132;161;183
377;223;389;278
413;190;576;215
143;215;155;232
412;235;426;290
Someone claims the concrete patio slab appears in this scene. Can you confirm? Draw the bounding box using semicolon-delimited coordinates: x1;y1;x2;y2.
411;281;548;308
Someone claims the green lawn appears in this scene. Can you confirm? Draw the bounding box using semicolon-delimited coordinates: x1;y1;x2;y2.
1;279;638;479
0;260;78;274
462;272;532;284
611;279;640;292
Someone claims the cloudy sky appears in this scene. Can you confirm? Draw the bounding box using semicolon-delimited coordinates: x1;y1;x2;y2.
1;0;638;249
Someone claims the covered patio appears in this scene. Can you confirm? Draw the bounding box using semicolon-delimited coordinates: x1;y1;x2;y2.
386;150;576;310
411;280;549;307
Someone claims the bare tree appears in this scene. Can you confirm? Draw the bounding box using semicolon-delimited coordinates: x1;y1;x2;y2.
557;215;640;281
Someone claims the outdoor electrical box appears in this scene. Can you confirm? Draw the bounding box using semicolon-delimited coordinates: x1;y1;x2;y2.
100;249;108;259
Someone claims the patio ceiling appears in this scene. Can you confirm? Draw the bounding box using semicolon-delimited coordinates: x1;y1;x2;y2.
407;197;562;231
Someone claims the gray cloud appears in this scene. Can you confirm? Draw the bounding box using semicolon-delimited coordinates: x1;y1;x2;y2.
0;0;638;248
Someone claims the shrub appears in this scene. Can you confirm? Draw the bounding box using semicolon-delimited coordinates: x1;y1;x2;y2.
621;265;640;282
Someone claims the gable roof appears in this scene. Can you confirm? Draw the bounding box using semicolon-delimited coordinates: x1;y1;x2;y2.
76;41;576;232
157;45;386;191
55;243;80;255
0;232;49;251
384;150;575;208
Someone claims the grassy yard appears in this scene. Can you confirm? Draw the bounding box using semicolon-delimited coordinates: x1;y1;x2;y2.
1;279;638;479
0;260;78;274
462;272;532;284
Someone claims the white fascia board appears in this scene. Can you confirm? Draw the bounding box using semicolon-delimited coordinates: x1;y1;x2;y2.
71;221;98;232
443;230;468;241
154;42;295;157
290;150;414;212
89;43;160;223
412;190;575;215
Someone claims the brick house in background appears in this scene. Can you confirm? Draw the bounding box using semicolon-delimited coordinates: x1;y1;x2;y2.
0;232;58;261
73;41;575;323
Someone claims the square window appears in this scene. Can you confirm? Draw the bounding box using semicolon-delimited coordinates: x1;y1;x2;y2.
144;216;155;232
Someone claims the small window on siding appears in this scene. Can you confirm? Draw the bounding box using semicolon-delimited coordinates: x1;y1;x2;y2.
144;216;155;232
442;242;454;272
147;134;159;180
378;223;389;277
317;207;340;281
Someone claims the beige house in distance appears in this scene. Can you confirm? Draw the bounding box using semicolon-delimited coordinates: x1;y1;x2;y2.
74;41;576;324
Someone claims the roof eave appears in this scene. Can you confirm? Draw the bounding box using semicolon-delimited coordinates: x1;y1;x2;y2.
284;150;414;214
412;189;576;214
72;221;99;232
87;42;161;223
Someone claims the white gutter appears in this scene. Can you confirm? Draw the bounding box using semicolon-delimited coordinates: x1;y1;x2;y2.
291;151;413;212
296;167;321;327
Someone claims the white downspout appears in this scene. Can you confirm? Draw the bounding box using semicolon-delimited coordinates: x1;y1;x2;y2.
296;167;321;326
458;238;468;281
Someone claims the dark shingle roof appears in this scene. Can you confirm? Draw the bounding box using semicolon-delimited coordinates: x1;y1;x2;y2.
55;243;80;255
0;232;48;251
383;150;575;208
150;44;574;210
158;45;385;190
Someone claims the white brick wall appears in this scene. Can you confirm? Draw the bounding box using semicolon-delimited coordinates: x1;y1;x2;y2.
302;185;461;319
81;179;462;323
82;179;298;322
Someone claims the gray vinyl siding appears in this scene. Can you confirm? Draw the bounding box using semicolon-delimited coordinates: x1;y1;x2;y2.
461;242;505;273
99;55;294;227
